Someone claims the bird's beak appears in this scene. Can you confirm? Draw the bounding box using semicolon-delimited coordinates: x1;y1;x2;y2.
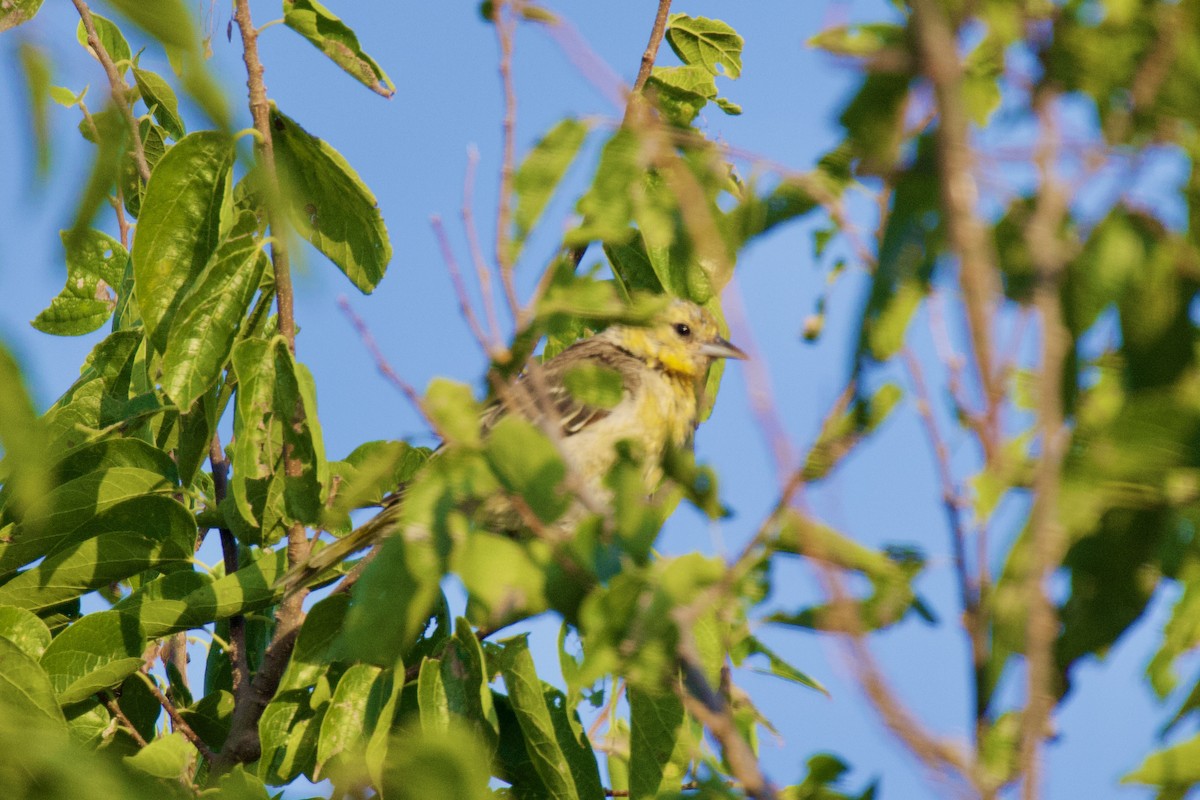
699;336;748;360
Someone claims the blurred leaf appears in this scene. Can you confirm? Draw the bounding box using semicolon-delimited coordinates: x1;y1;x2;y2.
566;128;642;246
0;345;52;527
132;131;235;351
803;384;902;481
666;14;743;78
457;532;550;629
283;0;395;97
32;229;126;336
807;22;905;57
379;725;492;800
39;611;145;705
425;378;483;447
511;118;588;263
103;0;198;52
839;72;910;175
120;120;167;219
0;0;44;32
69;105;126;243
18;43;52;176
161;211;265;407
484;416;570;525
323;441;432;531
132;68;184;140
270;105;391;293
0;636;66;728
124;731;196;779
1122;733;1200;790
732;635;828;696
338;532;443;667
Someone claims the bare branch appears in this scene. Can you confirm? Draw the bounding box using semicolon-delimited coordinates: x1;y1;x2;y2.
431;215;498;356
1018;87;1071;800
462;147;505;348
492;0;522;314
209;435;250;703
100;692;148;748
629;0;673;100
909;0;1003;465
71;0;151;184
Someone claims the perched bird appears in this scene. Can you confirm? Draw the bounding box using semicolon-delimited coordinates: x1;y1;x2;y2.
280;298;745;591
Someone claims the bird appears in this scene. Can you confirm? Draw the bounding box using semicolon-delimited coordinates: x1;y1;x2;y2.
279;298;746;592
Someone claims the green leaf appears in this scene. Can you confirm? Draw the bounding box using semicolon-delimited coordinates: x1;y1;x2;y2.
132;68;185;140
121;120;168;219
511;118;588;263
132;131;236;351
0;506;193;614
102;0;199;52
629;686;690;799
802;383;903;481
338;531;444;666
0;345;52;528
32;229;126;336
124;730;196;779
484;416;570;525
457;532;549;629
179;689;233;753
282;0;395;97
839;72;911;174
316;663;382;771
1122;733;1200;788
646;65;717;126
806;22;905;57
75;14;131;74
562;363;624;410
228;336;328;543
0;606;52;660
270;105;391;293
279;594;350;693
425;378;483;447
378;725;492;800
18;43;52;176
666;14;743;78
733;635;828;695
0;636;66;728
497;635;603;800
566;128;642;247
0;0;44;32
39;611;145;705
418;657;449;733
160;211;265;407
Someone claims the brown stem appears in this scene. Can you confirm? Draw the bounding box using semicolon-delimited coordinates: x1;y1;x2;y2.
461;147;505;348
1018;87;1070;800
71;0;152;183
100;692;148;748
493;0;521;314
138;673;218;763
629;0;673;99
209;436;250;702
910;0;1003;466
233;0;296;349
214;0;310;776
431;215;494;354
902;348;991;755
676;650;777;800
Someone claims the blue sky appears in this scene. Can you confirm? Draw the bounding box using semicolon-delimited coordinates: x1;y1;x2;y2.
0;1;1181;797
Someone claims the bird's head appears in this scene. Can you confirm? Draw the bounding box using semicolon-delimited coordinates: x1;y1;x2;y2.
606;298;748;379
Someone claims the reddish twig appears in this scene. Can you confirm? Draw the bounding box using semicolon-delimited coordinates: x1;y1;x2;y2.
492;0;522;315
430;215;496;356
462;146;505;347
71;0;151;183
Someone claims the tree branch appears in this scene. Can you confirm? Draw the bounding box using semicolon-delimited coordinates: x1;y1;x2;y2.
1018;86;1070;800
209;435;250;703
138;672;218;763
492;0;521;314
100;691;148;748
71;0;151;183
909;0;1003;465
629;0;673;100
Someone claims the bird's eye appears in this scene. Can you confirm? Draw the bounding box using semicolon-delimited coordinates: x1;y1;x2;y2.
674;323;691;338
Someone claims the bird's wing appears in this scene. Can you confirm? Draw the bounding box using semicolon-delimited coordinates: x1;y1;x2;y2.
481;338;643;437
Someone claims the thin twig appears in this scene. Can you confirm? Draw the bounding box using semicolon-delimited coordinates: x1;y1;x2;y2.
902;348;990;750
462;146;505;348
137;672;218;763
910;0;1003;466
71;0;151;183
100;692;148;748
1018;86;1071;800
628;0;673;101
492;0;521;315
336;297;437;434
431;215;496;355
677;648;776;800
